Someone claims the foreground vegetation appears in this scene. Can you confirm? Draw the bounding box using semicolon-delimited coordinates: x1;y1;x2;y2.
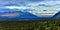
0;18;60;30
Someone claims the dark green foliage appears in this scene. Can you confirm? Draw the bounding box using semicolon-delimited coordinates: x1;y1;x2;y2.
0;18;60;30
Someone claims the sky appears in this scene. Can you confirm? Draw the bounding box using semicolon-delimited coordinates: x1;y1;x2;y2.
0;0;60;17
0;0;60;6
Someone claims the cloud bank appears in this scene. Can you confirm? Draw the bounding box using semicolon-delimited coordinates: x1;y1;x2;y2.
0;0;60;17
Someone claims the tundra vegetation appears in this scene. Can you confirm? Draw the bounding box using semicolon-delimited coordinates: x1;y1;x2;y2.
0;18;60;30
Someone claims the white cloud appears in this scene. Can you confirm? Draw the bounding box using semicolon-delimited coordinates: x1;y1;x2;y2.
1;0;60;17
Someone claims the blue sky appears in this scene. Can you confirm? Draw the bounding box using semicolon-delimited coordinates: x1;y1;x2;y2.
0;0;60;6
0;0;60;17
